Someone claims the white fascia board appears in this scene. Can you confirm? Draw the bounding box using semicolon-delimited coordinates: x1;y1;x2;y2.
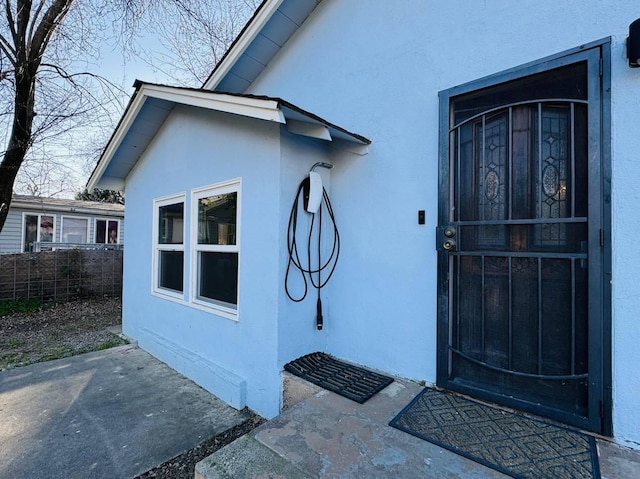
203;0;284;90
87;89;150;191
87;83;286;190
142;85;285;123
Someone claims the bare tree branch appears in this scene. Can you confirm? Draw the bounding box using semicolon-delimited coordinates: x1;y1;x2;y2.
0;0;259;233
4;0;18;48
26;0;47;46
29;0;72;67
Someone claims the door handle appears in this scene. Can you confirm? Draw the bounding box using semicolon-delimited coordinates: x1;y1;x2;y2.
443;239;457;251
436;226;458;251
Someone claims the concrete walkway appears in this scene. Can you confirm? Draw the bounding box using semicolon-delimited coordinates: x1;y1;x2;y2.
197;376;640;478
0;345;251;479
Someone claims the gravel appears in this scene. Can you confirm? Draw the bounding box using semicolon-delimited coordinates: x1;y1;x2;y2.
0;296;265;477
135;414;265;479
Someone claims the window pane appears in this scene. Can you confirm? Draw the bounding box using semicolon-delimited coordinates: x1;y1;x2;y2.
62;217;88;243
159;250;183;292
24;215;37;251
108;221;119;243
199;252;238;306
159;203;184;244
198;193;237;245
96;220;106;243
40;216;54;242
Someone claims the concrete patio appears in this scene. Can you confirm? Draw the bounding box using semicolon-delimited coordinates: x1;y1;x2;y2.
2;344;638;478
0;344;251;479
197;374;640;479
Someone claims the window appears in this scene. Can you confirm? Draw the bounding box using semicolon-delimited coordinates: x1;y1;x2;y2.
95;219;120;244
191;179;240;316
61;216;89;243
23;214;55;251
153;194;185;298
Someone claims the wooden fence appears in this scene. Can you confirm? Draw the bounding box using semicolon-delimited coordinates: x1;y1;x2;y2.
0;249;123;301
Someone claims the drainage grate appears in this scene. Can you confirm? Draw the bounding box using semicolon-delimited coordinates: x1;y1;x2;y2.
284;352;394;404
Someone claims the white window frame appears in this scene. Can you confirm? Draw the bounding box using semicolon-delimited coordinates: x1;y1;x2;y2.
60;215;90;244
152;192;186;302
21;212;56;252
190;178;241;320
94;218;121;244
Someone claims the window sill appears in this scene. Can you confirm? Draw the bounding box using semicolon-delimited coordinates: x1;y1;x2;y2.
150;290;239;322
152;288;185;303
191;298;239;321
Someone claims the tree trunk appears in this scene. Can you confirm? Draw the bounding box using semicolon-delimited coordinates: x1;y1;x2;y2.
0;0;73;234
0;68;36;233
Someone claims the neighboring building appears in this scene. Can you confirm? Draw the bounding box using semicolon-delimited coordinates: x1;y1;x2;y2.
88;0;640;449
0;195;124;254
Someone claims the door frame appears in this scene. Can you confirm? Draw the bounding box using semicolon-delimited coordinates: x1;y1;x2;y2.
436;39;612;435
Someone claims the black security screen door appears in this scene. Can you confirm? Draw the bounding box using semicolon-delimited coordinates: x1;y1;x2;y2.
437;49;608;433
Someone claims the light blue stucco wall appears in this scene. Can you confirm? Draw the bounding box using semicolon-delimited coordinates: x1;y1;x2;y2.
123;104;284;417
277;131;333;367
244;0;640;446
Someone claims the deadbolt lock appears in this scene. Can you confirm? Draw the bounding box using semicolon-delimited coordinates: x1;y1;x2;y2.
444;226;456;238
443;239;457;251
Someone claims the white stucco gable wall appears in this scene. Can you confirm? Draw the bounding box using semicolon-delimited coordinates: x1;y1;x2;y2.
241;0;640;446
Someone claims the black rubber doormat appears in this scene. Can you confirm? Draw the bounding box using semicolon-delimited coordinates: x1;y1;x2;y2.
389;388;600;479
284;352;394;404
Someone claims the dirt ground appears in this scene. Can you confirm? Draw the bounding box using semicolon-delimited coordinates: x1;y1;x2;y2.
0;296;263;478
0;297;127;370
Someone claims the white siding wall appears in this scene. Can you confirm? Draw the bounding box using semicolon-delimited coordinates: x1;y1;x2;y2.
0;208;24;254
0;207;124;254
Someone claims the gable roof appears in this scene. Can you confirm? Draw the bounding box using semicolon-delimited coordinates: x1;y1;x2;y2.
203;0;323;92
87;82;369;191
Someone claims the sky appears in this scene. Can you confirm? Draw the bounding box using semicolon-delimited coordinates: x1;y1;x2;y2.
81;38;176;189
9;1;258;199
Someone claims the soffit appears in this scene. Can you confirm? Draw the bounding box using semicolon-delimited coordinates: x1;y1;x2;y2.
87;83;369;191
203;0;323;92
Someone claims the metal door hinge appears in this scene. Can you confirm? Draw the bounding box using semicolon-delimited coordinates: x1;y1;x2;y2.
600;229;604;247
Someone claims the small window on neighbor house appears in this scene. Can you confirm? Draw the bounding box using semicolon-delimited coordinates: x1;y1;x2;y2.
95;219;120;244
61;217;89;243
23;214;54;251
153;195;185;298
191;180;240;316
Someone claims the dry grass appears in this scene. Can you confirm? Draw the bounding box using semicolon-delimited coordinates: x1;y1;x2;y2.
0;297;127;370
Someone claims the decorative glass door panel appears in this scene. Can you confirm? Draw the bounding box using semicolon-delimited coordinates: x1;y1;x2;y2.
438;54;605;432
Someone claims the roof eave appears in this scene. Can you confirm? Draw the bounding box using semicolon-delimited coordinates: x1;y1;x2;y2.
202;0;284;91
10;200;124;216
87;84;370;191
87;83;287;191
87;83;147;191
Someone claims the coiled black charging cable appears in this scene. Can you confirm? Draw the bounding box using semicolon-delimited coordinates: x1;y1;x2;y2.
285;179;340;330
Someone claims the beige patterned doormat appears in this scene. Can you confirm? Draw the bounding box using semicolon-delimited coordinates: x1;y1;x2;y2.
389;388;600;479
